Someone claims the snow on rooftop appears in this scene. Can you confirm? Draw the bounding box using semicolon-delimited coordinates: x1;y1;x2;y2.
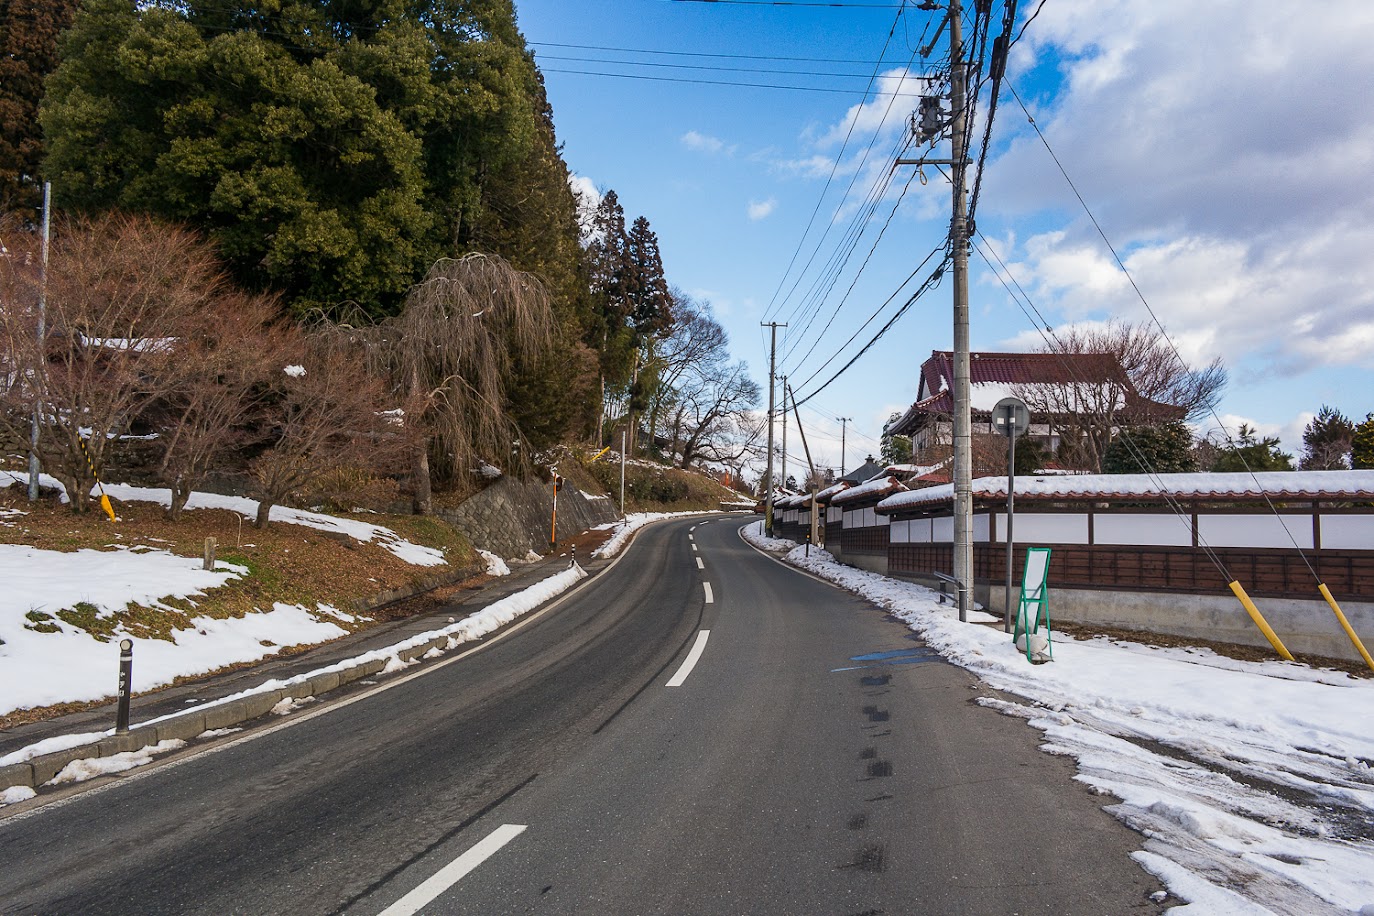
816;480;852;502
879;470;1374;513
831;475;907;506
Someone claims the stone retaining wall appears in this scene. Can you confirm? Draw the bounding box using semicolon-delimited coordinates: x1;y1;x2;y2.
437;475;620;559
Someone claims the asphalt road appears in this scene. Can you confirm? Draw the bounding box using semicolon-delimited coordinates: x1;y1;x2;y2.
0;517;1163;915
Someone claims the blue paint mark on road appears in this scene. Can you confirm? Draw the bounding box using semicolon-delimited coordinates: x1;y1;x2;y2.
850;647;939;662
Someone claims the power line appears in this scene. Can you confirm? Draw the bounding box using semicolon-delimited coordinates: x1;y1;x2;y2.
782;154;922;374
528;40;911;66
794;244;945;393
761;4;909;321
1003;79;1324;584
668;0;910;6
772;52;924;334
535;53;899;79
792;253;951;408
540;67;923;96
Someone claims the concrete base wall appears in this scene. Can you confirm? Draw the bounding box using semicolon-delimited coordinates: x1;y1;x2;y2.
979;582;1374;664
837;552;888;576
437;476;620;560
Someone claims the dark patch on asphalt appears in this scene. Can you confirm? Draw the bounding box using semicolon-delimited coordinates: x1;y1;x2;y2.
860;674;891;687
866;794;893;803
847;813;867;831
866;760;893;779
862;706;889;722
838;843;885;873
859;747;877;760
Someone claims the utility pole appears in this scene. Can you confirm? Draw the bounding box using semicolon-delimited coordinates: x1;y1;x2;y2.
896;0;973;621
787;384;820;555
948;0;973;622
761;322;786;535
837;417;852;475
28;181;51;503
780;375;788;493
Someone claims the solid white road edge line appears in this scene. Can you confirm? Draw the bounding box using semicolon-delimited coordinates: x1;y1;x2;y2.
703;582;714;604
379;824;527;916
666;630;711;687
695;556;704;569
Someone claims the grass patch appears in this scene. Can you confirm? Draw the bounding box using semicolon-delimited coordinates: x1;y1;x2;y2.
24;610;62;634
54;601;118;642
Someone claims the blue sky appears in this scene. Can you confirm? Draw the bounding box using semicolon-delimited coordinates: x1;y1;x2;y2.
513;0;1374;474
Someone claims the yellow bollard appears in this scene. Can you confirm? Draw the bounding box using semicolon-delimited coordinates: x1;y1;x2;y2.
1318;584;1374;674
1228;581;1294;661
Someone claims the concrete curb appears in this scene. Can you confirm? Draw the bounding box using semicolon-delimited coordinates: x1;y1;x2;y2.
1;630;460;794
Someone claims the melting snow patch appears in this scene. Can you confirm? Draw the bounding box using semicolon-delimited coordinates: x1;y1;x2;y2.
479;549;511;576
47;739;187;786
1;786;37;807
270;696;315;716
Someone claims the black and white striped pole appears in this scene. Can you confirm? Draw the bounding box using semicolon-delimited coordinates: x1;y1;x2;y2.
116;638;133;734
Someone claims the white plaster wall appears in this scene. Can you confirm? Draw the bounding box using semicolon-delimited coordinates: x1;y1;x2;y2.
1321;515;1374;550
1199;515;1313;550
1096;513;1193;547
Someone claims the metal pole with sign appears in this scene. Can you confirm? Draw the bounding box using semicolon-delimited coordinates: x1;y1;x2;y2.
116;638;133;734
993;397;1030;635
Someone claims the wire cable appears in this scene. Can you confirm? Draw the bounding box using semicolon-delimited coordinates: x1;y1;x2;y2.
1005;80;1324;585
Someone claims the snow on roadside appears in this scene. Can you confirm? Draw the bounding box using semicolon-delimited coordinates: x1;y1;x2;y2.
592;511;707;558
479;549;511;577
1;563;589;780
2;474;447;566
99;483;447;567
0;543;354;716
47;740;187;786
741;520;1374;914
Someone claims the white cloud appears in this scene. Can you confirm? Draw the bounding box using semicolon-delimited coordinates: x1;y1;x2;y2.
747;198;777;221
980;0;1374;377
681;130;733;155
568;174;602;244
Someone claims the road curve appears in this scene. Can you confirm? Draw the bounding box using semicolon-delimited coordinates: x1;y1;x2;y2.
0;516;1162;915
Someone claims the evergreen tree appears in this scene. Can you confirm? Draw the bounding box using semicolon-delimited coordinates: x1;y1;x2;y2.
40;0;585;325
1211;424;1294;472
880;412;913;466
0;0;80;219
1299;405;1354;469
1352;413;1374;470
626;215;673;338
584;189;638;386
1102;421;1198;474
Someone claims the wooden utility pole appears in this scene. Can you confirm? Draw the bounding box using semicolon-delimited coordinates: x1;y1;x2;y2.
787;384;820;553
837;417;852;475
896;0;973;621
780;374;789;492
761;322;786;535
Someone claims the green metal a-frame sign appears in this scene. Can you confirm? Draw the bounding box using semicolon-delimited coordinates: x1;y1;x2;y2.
1016;547;1054;663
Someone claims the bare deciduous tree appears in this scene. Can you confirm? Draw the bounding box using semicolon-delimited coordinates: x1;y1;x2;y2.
357;254;557;514
0;213;229;511
1013;321;1226;472
249;330;410;528
668;360;762;470
154;292;292;519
